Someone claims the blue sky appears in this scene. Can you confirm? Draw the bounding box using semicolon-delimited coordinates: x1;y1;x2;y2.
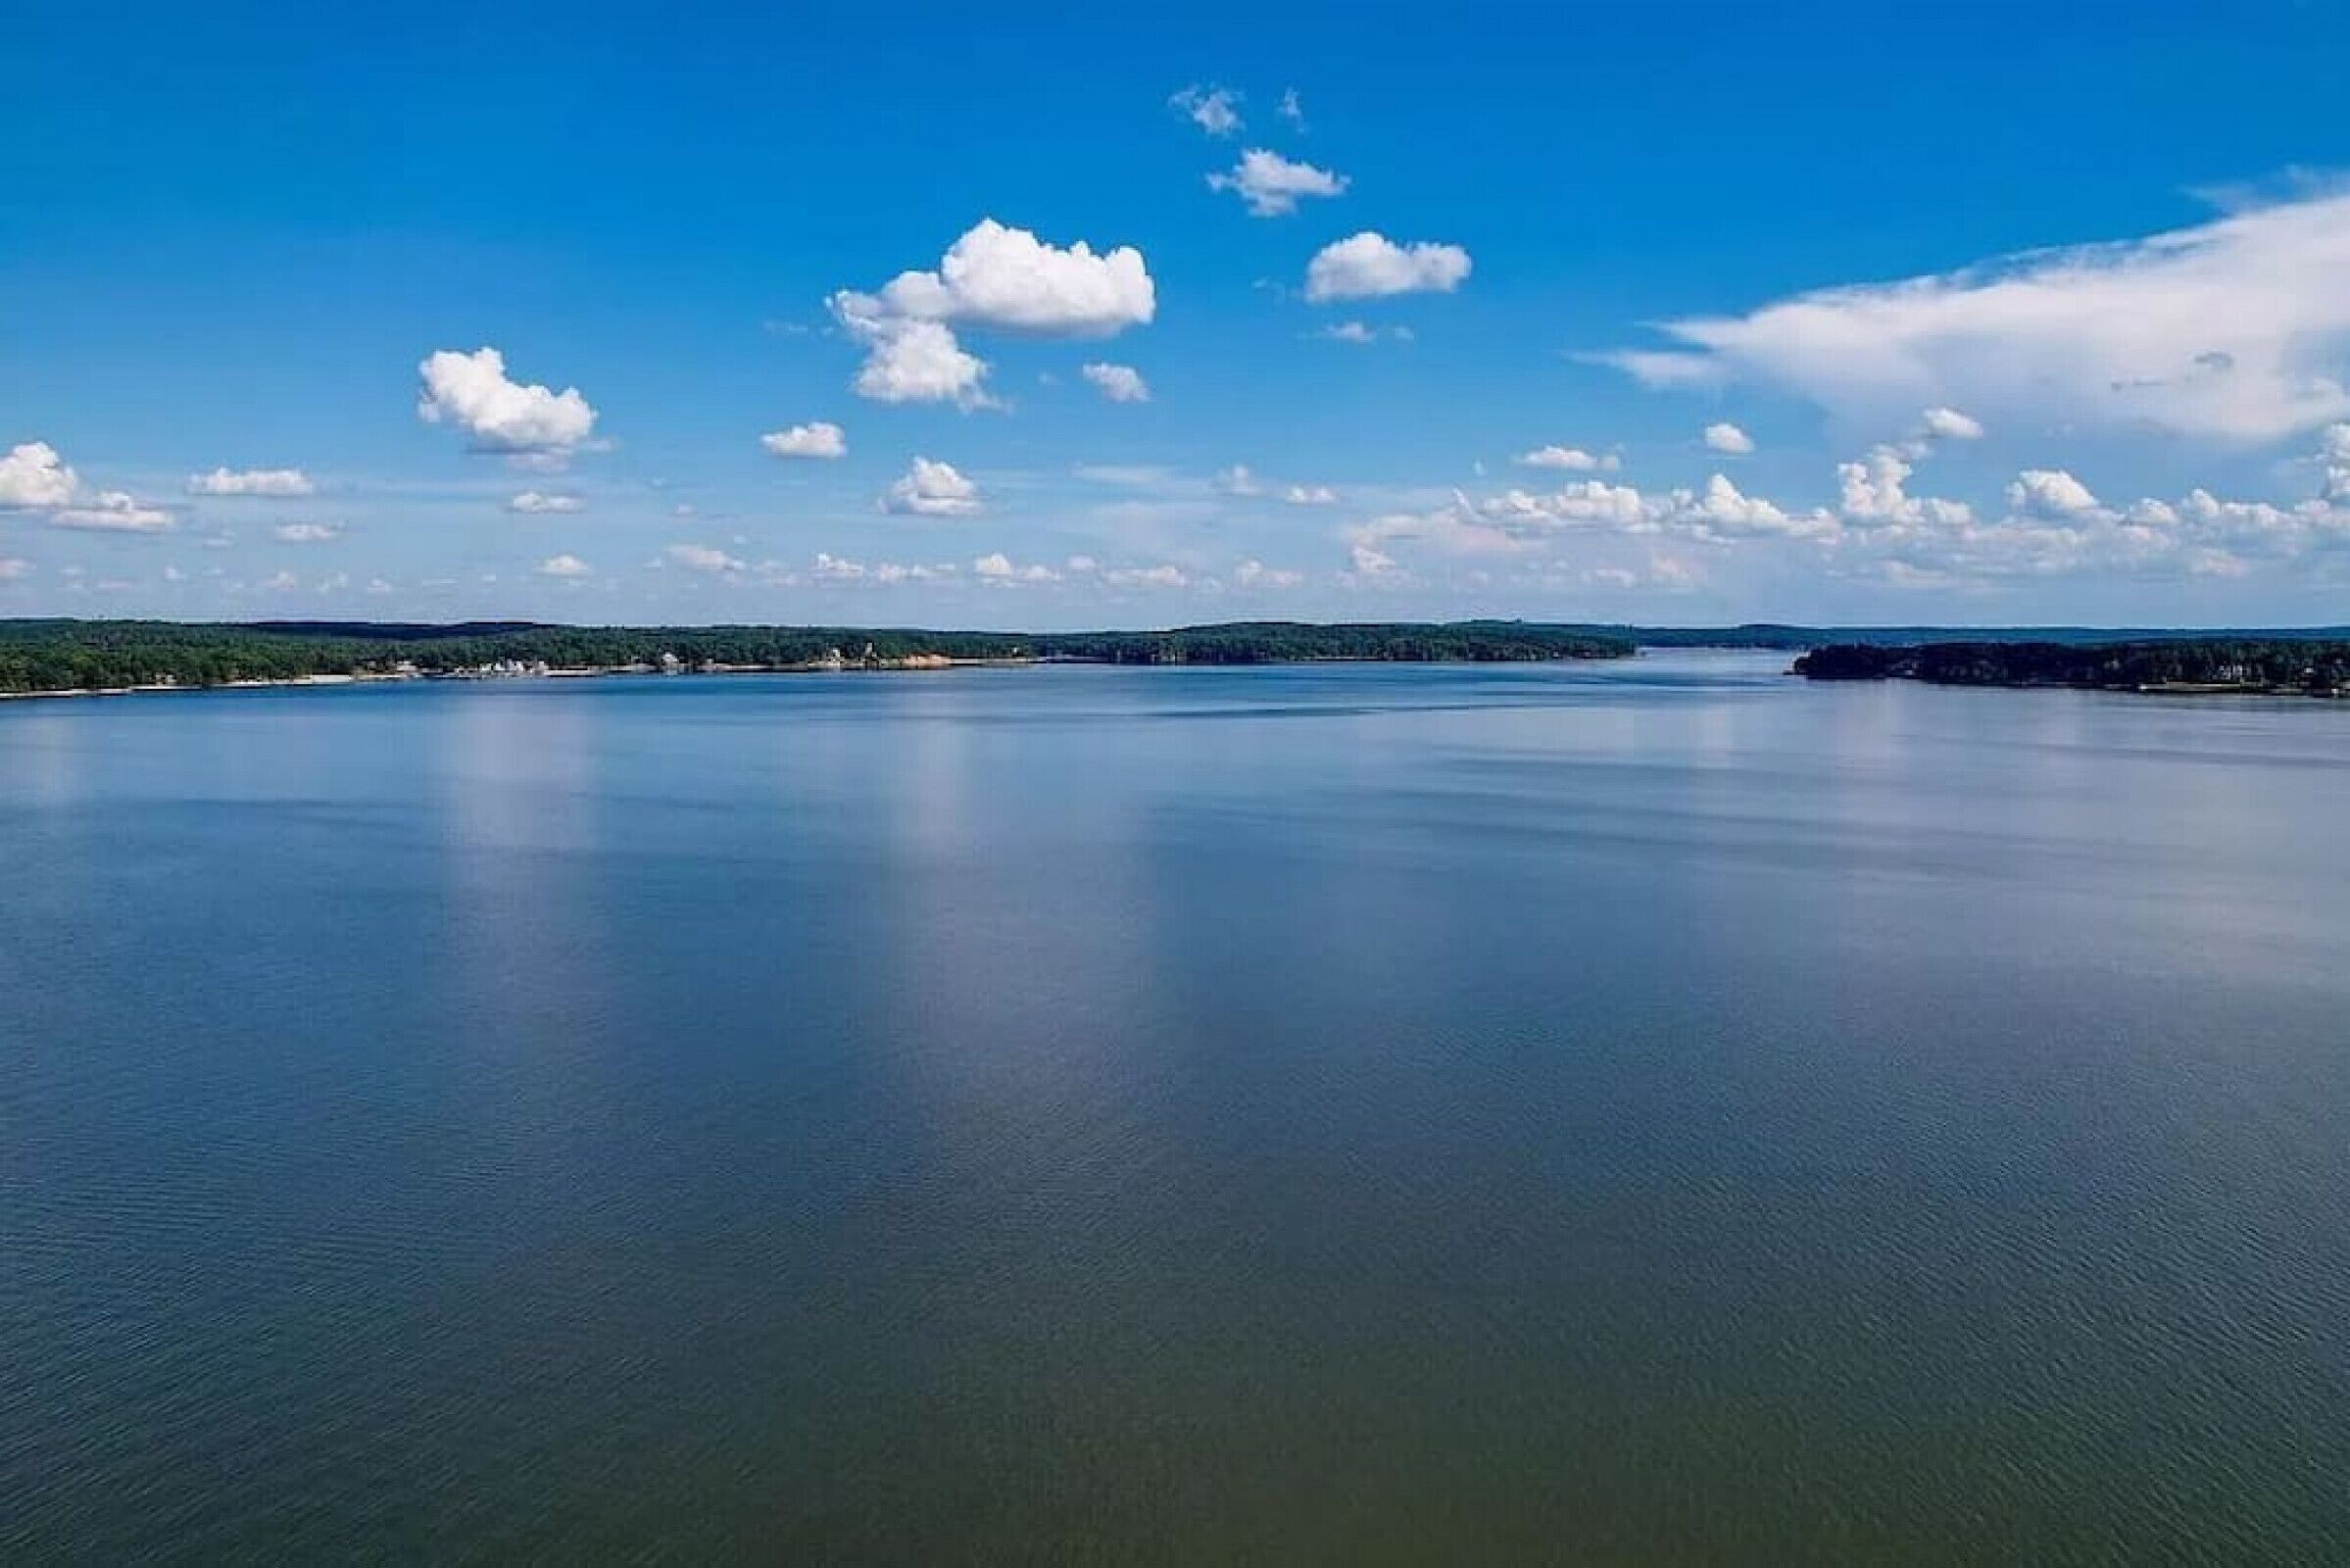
8;0;2350;626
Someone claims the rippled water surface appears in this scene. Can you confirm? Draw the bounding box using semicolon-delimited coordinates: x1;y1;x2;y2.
4;654;2347;1561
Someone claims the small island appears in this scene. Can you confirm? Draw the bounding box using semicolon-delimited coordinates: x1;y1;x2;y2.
1794;639;2350;696
0;618;1636;697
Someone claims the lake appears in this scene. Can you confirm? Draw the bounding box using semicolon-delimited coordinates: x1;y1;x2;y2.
4;652;2346;1561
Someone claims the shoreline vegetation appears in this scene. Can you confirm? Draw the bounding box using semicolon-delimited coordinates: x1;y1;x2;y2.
3;618;2348;700
0;619;1636;698
1794;640;2350;697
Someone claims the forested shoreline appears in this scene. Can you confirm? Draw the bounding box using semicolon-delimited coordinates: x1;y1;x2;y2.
0;619;1634;694
12;618;2350;698
1795;640;2350;695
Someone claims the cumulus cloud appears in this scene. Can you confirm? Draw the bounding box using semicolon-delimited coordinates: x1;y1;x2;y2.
862;219;1154;335
416;347;599;460
537;554;593;578
1601;187;2350;443
806;552;955;585
1169;84;1242;136
54;491;172;532
1518;445;1619;472
1350;471;1836;562
1703;421;1755;455
187;466;314;497
1214;465;1264;496
761;421;847;460
973;551;1060;583
829;220;1154;407
1278;88;1305;128
1081;363;1151;403
0;441;78;510
1304;231;1472;302
1836;447;1972;526
271;521;344;543
1283;484;1340;506
1338;420;2350;593
2007;468;2102;516
1920;407;1984;442
667;543;745;573
883;457;981;516
1207;149;1349;217
507;491;585;514
838;314;990;407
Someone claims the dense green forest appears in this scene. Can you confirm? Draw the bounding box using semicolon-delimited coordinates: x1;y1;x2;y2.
13;618;2350;697
1795;640;2350;694
0;619;1634;693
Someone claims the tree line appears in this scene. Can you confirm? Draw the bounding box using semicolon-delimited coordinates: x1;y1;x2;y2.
0;618;1636;693
1794;640;2350;694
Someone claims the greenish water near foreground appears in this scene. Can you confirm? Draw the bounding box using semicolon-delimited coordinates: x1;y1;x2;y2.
4;654;2346;1561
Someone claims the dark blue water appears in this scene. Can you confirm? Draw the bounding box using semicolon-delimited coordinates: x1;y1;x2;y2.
4;654;2347;1561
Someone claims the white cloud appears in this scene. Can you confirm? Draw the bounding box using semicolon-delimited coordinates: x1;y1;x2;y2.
270;521;344;543
1215;465;1264;497
761;421;847;459
537;554;593;578
187;466;314;497
258;569;300;592
1103;564;1188;589
883;457;981;516
1081;363;1151;403
973;551;1059;583
53;491;172;532
1666;473;1832;538
1234;558;1303;588
667;543;745;573
1316;320;1413;345
1278;88;1305;127
1518;445;1619;472
416;347;598;460
830;220;1153;407
0;441;78;509
2007;467;2102;516
1283;484;1340;506
0;558;30;580
835;312;991;407
1603;187;2350;443
1304;231;1472;303
1920;407;1984;442
1169;84;1241;136
1703;421;1755;455
845;220;1154;336
2318;420;2350;503
1207;149;1348;217
1347;545;1402;579
1836;447;1972;525
507;491;585;514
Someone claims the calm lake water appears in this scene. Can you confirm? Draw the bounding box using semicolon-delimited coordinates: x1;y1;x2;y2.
4;652;2346;1562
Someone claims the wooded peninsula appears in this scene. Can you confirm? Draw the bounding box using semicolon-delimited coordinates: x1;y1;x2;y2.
1795;640;2350;695
0;618;1635;694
